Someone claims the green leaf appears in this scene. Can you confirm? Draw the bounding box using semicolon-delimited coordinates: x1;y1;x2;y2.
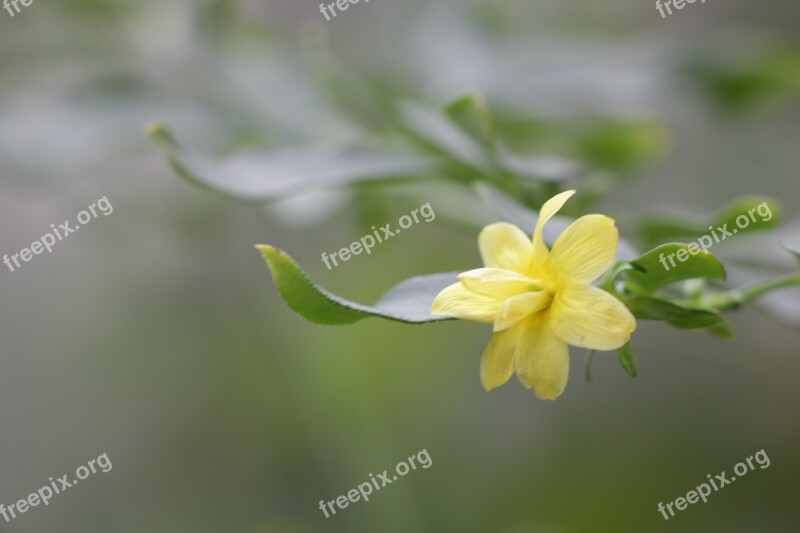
444;93;495;148
576;120;666;173
148;123;434;203
637;219;706;248
711;196;779;236
638;196;780;247
404;100;579;183
685;50;800;112
707;320;735;338
623;296;724;329
256;245;456;324
600;260;643;294
625;243;726;293
616;341;637;378
491;115;666;174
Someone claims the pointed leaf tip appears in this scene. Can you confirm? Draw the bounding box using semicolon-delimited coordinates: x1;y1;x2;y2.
256;245;457;324
617;341;637;378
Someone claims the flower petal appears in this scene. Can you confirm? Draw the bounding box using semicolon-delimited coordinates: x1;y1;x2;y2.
493;291;552;332
430;282;500;323
530;190;576;274
458;268;542;301
480;325;520;391
514;316;570;400
546;214;618;284
550;284;636;351
479;223;533;272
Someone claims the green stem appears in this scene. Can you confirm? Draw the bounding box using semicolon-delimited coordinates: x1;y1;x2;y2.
701;271;800;310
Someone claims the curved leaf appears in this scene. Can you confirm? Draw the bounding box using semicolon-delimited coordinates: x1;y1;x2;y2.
256;245;456;324
616;341;637;378
626;243;726;292
149;124;435;203
623;296;724;329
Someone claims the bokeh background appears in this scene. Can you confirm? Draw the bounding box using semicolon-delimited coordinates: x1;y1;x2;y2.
1;0;799;531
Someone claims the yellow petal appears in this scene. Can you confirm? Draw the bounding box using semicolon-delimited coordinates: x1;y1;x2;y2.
546;214;618;284
530;190;576;274
514;316;570;400
550;284;636;351
478;223;533;272
458;268;542;301
493;291;552;332
430;282;500;323
480;325;521;391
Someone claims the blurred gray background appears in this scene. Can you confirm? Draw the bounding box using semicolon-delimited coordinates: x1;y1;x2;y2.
1;0;799;531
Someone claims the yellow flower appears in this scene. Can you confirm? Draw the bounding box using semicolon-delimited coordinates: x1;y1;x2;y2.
431;190;636;400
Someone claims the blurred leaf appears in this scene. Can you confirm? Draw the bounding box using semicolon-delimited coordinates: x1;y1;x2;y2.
493;114;666;174
616;341;637;378
494;147;579;183
492;115;552;151
625;243;726;292
149;124;435;202
712;196;779;235
686;50;800;112
623;296;724;329
407;97;579;183
444;93;495;148
256;245;456;324
353;185;393;230
314;60;401;131
576;120;666;173
638;196;780;248
707;320;735;338
398;101;490;169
